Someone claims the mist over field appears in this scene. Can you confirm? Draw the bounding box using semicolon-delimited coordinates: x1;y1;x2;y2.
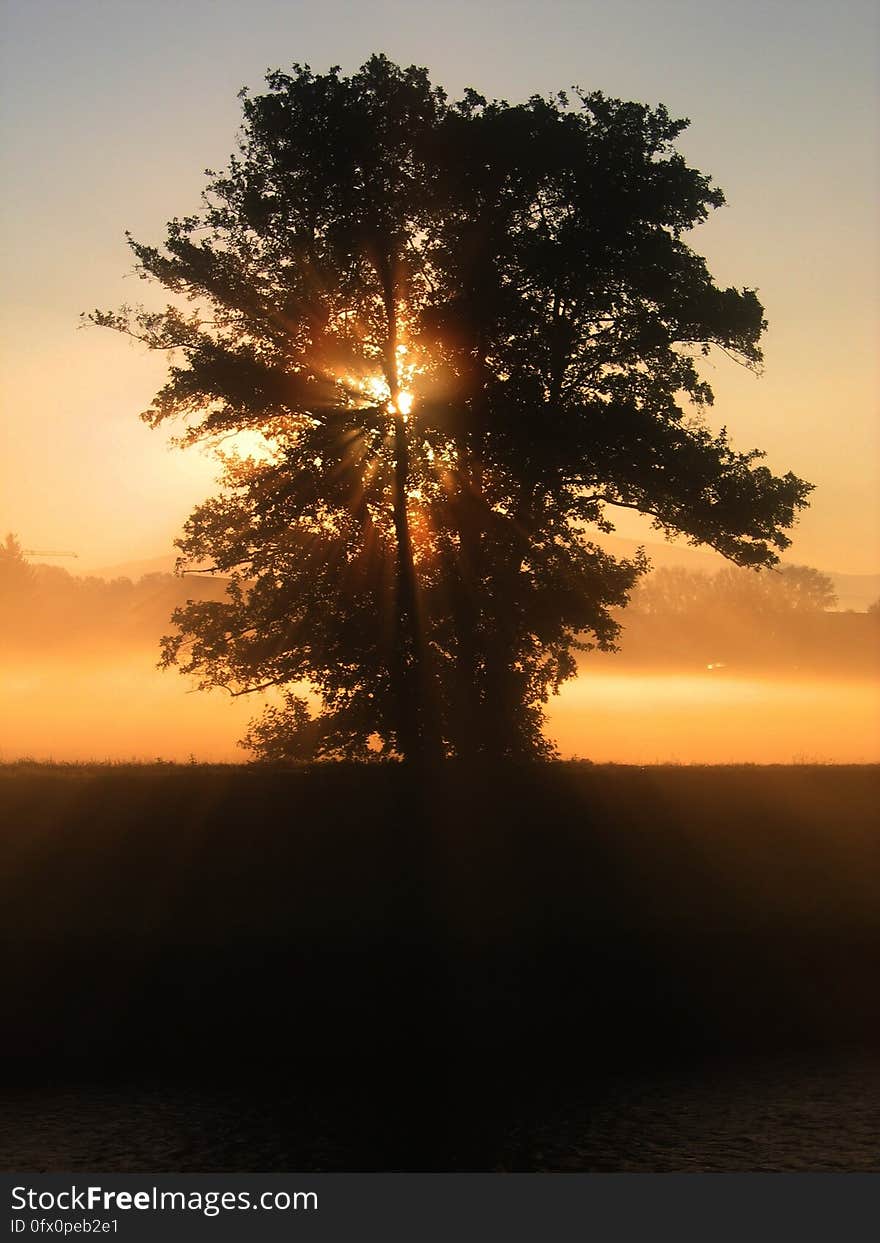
3;658;878;765
2;557;877;764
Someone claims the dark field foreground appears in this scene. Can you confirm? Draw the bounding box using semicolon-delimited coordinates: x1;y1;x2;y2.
1;762;878;1170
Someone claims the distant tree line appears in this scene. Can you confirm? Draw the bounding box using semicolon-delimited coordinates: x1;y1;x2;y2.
626;563;838;617
0;535;226;652
609;564;878;674
2;534;876;676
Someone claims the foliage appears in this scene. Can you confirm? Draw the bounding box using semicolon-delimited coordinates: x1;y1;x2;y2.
628;564;837;617
0;533;33;595
88;57;812;762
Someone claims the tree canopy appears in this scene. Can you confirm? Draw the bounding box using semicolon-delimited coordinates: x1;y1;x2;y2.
89;55;812;763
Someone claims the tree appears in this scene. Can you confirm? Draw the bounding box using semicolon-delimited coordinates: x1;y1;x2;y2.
89;56;812;763
0;533;33;596
763;564;836;613
629;564;836;618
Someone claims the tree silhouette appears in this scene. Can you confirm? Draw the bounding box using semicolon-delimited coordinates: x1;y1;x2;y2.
0;534;33;596
629;564;836;618
89;56;811;763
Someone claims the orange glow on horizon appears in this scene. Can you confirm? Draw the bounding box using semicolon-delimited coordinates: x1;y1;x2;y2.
0;658;876;765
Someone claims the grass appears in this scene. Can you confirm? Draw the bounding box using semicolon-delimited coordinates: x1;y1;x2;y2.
1;760;878;1169
2;761;877;1064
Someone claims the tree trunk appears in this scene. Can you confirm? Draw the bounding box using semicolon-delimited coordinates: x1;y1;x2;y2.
451;455;485;761
450;316;492;761
377;245;442;767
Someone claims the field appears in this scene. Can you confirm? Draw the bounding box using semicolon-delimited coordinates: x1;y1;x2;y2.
1;762;878;1169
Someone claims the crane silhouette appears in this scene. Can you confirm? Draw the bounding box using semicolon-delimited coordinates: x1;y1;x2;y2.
22;549;78;559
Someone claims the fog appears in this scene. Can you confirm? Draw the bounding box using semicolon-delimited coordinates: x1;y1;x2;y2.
1;655;877;766
1;558;878;764
0;654;257;763
552;671;879;765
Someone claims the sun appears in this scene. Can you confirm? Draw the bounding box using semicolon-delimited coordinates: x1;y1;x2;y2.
387;390;414;418
342;344;421;421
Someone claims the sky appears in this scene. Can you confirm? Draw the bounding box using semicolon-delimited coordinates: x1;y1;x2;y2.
1;0;878;574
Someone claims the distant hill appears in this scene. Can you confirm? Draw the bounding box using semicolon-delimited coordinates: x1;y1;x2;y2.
85;552;233;584
597;534;727;573
829;572;880;613
85;554;179;580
